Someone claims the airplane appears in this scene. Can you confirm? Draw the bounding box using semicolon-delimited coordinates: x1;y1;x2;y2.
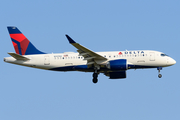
4;26;176;83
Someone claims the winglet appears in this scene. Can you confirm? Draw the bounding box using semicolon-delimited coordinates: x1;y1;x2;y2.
65;35;76;43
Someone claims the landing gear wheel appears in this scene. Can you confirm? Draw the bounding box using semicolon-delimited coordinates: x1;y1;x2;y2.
93;78;98;83
92;73;98;83
158;74;162;78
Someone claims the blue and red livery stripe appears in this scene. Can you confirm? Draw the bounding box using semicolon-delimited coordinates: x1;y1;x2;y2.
7;26;45;55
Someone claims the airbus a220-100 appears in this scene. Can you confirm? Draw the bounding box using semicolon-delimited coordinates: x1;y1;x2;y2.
4;27;176;83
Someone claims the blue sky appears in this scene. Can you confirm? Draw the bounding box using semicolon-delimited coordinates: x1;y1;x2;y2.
1;0;180;120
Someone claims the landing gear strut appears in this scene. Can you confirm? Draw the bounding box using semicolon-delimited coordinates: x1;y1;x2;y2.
157;67;162;78
92;68;98;83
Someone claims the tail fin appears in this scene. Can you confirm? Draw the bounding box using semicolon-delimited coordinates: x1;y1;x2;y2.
7;26;45;55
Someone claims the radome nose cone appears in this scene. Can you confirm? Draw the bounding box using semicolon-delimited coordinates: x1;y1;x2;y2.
170;58;176;65
172;59;176;65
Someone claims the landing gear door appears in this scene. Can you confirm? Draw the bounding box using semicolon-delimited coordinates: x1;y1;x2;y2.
44;56;50;65
150;52;155;61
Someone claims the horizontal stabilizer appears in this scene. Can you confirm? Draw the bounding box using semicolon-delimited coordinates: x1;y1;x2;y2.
8;52;30;60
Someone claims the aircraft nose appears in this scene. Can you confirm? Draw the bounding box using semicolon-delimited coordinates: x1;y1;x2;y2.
168;58;176;65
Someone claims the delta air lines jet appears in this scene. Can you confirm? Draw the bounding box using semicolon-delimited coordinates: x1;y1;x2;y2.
4;27;176;83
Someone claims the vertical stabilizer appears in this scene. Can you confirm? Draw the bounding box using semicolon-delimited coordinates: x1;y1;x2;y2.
7;26;45;55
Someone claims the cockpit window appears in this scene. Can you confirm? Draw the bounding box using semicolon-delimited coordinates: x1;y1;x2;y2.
161;53;168;57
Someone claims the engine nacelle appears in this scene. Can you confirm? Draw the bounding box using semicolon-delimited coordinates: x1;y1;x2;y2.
106;59;127;70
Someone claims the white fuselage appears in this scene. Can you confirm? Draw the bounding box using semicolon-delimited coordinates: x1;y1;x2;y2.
4;50;176;72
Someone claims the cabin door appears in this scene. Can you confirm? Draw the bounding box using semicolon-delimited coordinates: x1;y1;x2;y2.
150;52;155;61
44;56;50;65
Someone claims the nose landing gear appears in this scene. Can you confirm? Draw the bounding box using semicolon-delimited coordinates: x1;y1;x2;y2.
157;67;162;78
158;74;162;78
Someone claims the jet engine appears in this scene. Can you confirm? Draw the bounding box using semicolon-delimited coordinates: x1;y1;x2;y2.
106;59;127;70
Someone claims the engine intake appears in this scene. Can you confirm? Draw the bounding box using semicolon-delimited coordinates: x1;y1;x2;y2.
107;59;127;70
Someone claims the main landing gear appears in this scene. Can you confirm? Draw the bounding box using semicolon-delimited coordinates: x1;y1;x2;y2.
92;68;99;83
157;67;162;78
93;73;98;83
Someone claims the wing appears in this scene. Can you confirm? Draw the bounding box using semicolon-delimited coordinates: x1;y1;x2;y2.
65;35;107;66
